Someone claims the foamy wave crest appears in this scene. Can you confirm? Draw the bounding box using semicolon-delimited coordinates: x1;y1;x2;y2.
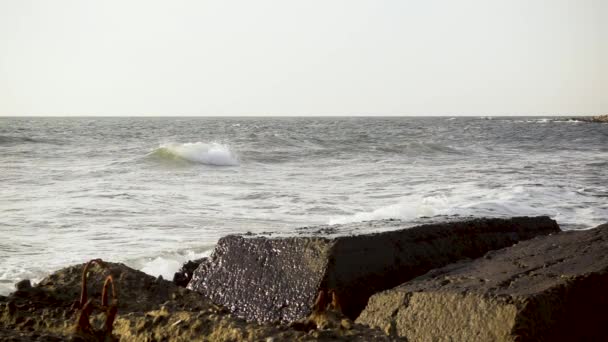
138;249;212;280
150;142;239;166
329;195;450;225
327;185;580;227
0;265;45;296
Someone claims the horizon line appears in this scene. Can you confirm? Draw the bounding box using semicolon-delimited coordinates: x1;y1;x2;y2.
0;114;599;118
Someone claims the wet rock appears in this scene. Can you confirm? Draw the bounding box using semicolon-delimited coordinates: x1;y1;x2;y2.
172;258;206;287
357;223;608;341
14;280;31;291
188;217;559;323
6;300;17;314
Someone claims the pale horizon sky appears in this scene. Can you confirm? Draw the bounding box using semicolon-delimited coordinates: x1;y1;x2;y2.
1;0;606;117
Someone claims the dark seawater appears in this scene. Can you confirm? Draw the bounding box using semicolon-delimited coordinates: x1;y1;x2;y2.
1;116;607;294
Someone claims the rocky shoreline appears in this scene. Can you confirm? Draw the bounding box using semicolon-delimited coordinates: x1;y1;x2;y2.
186;217;558;323
0;261;388;341
575;114;608;123
2;216;607;341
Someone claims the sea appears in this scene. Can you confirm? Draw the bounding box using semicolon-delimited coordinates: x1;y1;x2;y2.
1;116;607;295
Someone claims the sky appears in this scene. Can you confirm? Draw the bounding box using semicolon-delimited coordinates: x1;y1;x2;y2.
0;0;606;116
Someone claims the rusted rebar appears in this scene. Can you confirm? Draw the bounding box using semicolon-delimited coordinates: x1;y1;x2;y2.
78;258;105;309
73;259;118;341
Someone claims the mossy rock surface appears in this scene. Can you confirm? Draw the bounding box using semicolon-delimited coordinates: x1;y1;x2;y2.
0;261;391;341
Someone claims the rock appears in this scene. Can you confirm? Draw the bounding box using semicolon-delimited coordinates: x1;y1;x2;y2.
357;223;608;341
591;114;608;122
34;261;183;312
188;217;559;323
173;258;206;287
14;280;31;291
0;260;393;341
577;114;608;123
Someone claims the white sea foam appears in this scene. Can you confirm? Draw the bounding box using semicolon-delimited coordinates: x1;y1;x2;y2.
328;184;605;228
0;266;44;297
0;249;214;296
328;195;450;225
554;119;583;123
152;142;239;166
138;249;212;280
517;118;551;123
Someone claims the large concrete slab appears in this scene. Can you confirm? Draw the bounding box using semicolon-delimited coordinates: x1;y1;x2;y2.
357;223;608;341
188;216;559;323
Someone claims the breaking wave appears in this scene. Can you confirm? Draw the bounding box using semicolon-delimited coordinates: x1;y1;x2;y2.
328;195;452;225
148;142;239;166
328;184;607;229
137;249;212;280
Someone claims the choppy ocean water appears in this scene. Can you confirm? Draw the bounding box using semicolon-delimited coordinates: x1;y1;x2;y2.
1;116;607;295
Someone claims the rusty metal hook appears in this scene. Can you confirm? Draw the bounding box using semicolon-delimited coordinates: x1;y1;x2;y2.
74;259;118;340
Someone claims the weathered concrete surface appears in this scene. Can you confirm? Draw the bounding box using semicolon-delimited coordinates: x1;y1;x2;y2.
188;216;559;323
357;223;608;341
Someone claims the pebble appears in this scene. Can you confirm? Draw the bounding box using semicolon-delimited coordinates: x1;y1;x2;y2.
341;319;353;330
15;279;32;291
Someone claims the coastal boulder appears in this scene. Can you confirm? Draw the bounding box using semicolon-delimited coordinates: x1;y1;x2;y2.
357;223;608;341
32;261;201;312
188;217;559;323
173;258;206;287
